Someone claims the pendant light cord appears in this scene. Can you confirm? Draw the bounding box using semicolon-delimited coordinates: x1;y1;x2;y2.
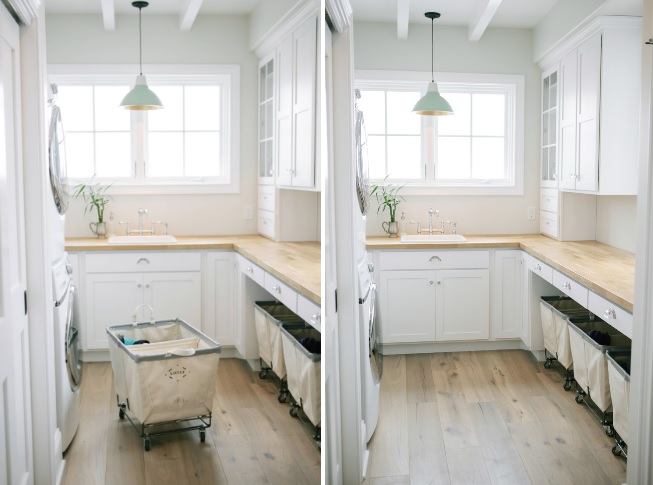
431;17;434;83
138;6;143;75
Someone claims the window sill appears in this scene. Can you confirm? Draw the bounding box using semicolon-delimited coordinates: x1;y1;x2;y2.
65;180;240;196
383;184;524;196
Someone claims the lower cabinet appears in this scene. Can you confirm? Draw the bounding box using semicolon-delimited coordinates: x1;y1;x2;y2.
203;252;236;345
491;250;522;339
435;269;489;341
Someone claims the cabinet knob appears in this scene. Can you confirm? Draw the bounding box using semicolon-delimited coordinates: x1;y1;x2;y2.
146;284;150;289
535;263;542;271
138;284;142;288
563;282;571;290
604;308;617;320
429;281;434;285
272;284;281;293
429;256;442;262
311;313;321;325
247;267;254;274
437;281;441;285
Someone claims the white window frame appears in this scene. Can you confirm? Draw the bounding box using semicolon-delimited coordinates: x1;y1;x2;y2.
48;64;240;195
355;70;525;196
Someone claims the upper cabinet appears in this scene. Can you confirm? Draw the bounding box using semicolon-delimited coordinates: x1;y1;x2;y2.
276;16;317;188
258;54;275;185
541;66;559;188
542;17;642;196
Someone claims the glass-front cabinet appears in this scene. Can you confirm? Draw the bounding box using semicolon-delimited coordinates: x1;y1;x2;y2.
541;66;559;188
258;55;275;184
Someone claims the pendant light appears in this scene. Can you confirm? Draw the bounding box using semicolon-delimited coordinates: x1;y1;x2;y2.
412;12;453;116
120;1;163;110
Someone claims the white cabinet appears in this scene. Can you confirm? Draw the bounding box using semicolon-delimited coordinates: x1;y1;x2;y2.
491;250;522;339
204;252;236;345
435;269;489;341
275;16;317;189
81;252;201;350
258;54;275;185
379;270;436;343
541;66;559;188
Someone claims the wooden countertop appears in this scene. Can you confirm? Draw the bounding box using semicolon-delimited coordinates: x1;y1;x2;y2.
65;236;321;305
367;235;635;312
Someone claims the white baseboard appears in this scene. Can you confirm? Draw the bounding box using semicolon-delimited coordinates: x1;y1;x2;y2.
379;339;526;355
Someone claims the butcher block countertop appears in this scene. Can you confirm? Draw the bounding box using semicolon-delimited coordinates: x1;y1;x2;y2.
367;235;635;312
65;236;321;305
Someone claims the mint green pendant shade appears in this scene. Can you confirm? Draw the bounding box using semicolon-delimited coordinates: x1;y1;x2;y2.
120;74;163;110
413;82;453;116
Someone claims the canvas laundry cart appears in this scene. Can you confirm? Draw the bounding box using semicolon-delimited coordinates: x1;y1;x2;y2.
567;314;631;435
106;318;221;451
606;350;631;457
540;296;588;390
254;301;304;402
280;322;321;441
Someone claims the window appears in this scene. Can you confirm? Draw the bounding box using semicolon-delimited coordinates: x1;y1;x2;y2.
49;65;240;194
356;71;524;195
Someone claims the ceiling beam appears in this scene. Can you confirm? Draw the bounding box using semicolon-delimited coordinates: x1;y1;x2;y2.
397;0;409;39
101;0;115;31
180;0;204;31
468;0;503;42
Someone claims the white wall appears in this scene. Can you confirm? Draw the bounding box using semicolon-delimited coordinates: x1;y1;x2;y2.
46;14;259;237
249;0;303;50
596;196;637;252
354;22;541;236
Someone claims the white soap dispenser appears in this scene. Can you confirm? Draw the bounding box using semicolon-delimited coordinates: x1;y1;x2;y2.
399;212;407;235
107;212;115;237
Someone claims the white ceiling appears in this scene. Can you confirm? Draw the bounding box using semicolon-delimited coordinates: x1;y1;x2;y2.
44;0;260;15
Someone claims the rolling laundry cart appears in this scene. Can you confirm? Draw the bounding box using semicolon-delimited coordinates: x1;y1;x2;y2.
606;350;631;457
280;322;321;442
540;296;588;390
106;318;221;451
254;301;305;402
567;315;630;436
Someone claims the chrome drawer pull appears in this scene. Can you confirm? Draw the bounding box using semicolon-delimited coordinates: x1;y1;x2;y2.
429;256;441;262
535;263;542;271
604;308;617;320
137;258;150;265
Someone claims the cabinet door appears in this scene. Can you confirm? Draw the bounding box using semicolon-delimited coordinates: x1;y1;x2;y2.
276;34;293;186
435;269;489;341
85;273;142;349
145;272;202;330
258;55;275;185
491;251;522;339
576;33;601;192
204;253;236;345
559;48;577;190
379;270;436;343
291;16;317;188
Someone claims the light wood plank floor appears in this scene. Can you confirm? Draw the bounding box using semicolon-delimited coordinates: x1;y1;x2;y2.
62;358;320;485
365;350;627;485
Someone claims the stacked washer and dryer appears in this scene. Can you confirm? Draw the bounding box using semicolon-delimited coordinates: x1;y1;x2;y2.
48;83;82;452
354;90;382;443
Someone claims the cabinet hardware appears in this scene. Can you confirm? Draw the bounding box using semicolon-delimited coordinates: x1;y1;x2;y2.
429;256;441;262
437;281;441;285
429;281;434;285
247;267;254;274
146;284;150;289
311;313;321;325
138;284;142;288
563;282;571;290
604;308;617;320
646;39;653;45
137;258;150;265
535;263;542;271
272;284;281;293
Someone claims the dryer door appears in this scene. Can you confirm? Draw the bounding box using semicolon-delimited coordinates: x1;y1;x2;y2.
64;285;82;391
48;104;69;215
369;283;383;383
354;92;370;216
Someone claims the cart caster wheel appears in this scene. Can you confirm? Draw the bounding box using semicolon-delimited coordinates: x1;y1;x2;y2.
605;427;615;437
200;429;206;443
144;438;151;452
259;369;268;379
563;380;572;391
118;408;125;419
612;446;621;456
544;360;552;369
289;407;299;418
575;394;584;404
278;391;287;403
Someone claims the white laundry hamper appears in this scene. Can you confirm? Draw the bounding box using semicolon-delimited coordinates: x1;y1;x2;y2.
280;322;321;439
106;318;221;451
567;315;630;416
606;350;631;457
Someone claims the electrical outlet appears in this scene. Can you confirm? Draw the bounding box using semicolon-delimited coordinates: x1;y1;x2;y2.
244;205;253;220
527;206;536;220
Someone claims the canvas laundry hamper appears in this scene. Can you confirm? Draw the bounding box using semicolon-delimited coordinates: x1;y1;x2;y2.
607;350;631;448
106;319;221;426
567;315;631;412
254;301;304;380
280;322;321;427
540;296;587;370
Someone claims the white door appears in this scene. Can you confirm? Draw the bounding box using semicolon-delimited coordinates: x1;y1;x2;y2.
146;272;202;328
435;269;490;341
0;5;33;484
203;253;235;344
491;250;522;339
276;34;293;186
379;270;436;343
559;48;578;190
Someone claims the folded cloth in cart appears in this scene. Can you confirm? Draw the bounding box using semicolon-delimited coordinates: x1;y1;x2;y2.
299;337;321;354
588;330;611;346
127;337;201;356
119;335;150;346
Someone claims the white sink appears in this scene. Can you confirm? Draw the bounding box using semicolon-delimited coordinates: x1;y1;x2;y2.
108;235;178;244
400;234;467;243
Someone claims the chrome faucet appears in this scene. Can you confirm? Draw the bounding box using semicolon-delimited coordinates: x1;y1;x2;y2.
428;208;442;234
137;207;148;235
118;207;167;236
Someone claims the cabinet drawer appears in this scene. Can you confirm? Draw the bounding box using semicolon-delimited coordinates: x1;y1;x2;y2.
236;254;265;287
85;252;201;273
524;253;553;283
541;191;558;213
378;250;489;271
297;294;321;331
258;187;276;212
552;270;588;307
540;211;559;238
264;272;297;312
588;291;633;339
258;210;275;239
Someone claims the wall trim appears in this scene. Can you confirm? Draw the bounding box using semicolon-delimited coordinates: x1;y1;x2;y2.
325;0;352;33
251;0;318;58
5;0;39;25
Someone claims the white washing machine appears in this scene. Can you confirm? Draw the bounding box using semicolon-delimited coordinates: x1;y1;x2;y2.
52;254;82;451
358;255;382;442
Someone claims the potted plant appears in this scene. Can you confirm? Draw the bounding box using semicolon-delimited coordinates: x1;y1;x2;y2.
371;176;405;238
74;178;113;238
